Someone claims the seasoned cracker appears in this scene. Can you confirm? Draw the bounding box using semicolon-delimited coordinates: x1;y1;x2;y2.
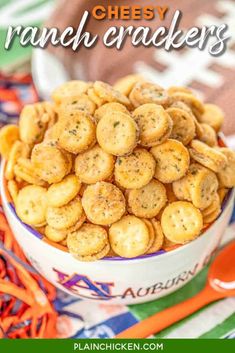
198;103;224;132
114;148;156;189
45;226;67;243
14;163;46;187
109;215;150;258
67;224;109;261
43;122;61;143
197;123;218;147
170;92;205;117
82;182;126;225
151;139;190;183
167;107;195;145
75;144;115;184
172;175;191;201
5;141;30;180
52;80;91;105
146;219;164;254
161;201;203;244
31;142;69;183
87;87;106;106
94;81;130;106
58;111;96;154
16;185;48;226
96;111;138;156
19;103;56;144
127;180;167;218
0;125;19;159
58;94;96;116
189;140;228;173
202;194;221;224
132;103;173;147
217;148;235;188
46;196;83;230
187;163;219;209
129;82;169;108
47;174;81;207
142;219;155;251
202;193;221;218
113;74;144;96
94;102;129;122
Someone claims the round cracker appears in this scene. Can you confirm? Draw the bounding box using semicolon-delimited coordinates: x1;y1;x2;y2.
0;125;19;159
151;139;190;183
161;201;203;244
45;226;67;243
203;207;221;224
114;148;156;189
87;87;106;106
217;148;235;188
113;74;144;96
94;102;129;122
16;185;48;226
146;219;164;254
5;141;30;180
93;81;130;106
46;196;83;230
167;107;196;145
188;163;219;209
202;193;221;224
132;103;173;147
82;182;126;225
47;174;81;207
45;212;86;243
189;140;228;173
142;219;155;251
57;111;96;154
67;224;109;261
109;215;150;258
19;104;53;145
129;82;169;108
127;180;167;218
202;193;221;218
197;123;218;147
172;176;191;201
58;94;96;116
198;103;224;132
75;144;115;184
31;142;69;183
52;80;91;105
43;122;61;143
96;111;138;156
170;92;205;116
13;163;46;186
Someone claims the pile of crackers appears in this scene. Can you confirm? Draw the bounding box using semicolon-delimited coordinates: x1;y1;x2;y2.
0;76;235;261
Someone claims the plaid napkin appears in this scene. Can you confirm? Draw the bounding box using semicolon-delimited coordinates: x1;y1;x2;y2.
0;73;235;339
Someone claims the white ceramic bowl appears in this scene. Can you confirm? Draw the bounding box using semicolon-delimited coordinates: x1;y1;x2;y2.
1;162;234;305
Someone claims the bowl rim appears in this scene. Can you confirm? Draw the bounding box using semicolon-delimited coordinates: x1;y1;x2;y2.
1;160;234;264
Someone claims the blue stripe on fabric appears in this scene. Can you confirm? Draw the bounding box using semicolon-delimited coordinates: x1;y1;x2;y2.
73;312;139;338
